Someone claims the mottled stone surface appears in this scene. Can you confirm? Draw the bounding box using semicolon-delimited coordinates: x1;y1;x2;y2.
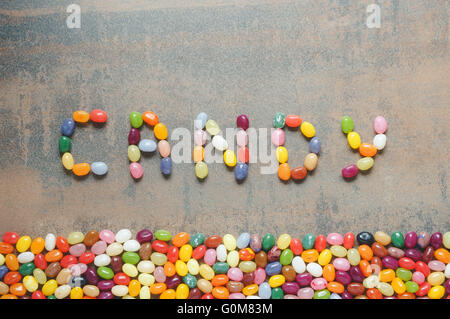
0;1;448;237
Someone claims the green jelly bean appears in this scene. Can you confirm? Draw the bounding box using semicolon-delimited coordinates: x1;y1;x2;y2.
97;266;114;280
391;231;405;248
262;234;275;251
314;289;331;299
273;112;285;129
19;262;35;276
280;249;294;266
58;136;71;153
341;116;354;134
154;230;172;241
129;111;143;128
405;281;419;293
271;287;284;299
212;262;229;274
47;295;56;299
189;233;205;248
122;252;140;265
302;234;315;250
396;268;412;281
183;274;197;289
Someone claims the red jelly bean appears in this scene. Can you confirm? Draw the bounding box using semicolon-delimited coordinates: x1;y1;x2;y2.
79;252;95;264
314;235;327;252
342;164;358;178
55;236;70;253
60;255;78;268
2;232;19;244
192;245;207;260
398;257;415;270
415;261;430;277
366;288;383;299
416;282;431;297
201;293;214;299
31;291;46;299
167;246;179;264
290;238;303;255
285;115;302;128
343;233;355;249
113;272;130;285
90;109;108;123
3;272;21;285
152;240;169;254
34;254;47;270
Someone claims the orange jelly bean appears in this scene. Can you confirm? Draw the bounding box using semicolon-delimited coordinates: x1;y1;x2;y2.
211;275;229;287
73;110;90;123
327;281;344;294
45;250;63;262
193;146;204;162
30;237;45;254
0;294;18;299
4;272;21;285
301;249;319;263
359;260;372;277
278;163;291;181
160;289;176;299
379;269;395;282
0;242;14;254
9;283;26;296
72;163;90;176
366;288;383;299
238;248;255;261
142;111;159;126
358;244;373;261
5;254;19;271
434;248;450;263
323;264;336;282
150;283;167;295
212;286;229;299
285;115;302;128
172;232;190;247
398;292;416;299
163;262;176;277
359;143;377;157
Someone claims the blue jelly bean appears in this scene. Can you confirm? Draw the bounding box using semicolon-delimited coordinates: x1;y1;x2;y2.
309;137;321;154
258;282;272;299
61;118;75;136
195;112;208;129
0;265;8;280
161;157;172;175
236;233;251;249
265;261;282;276
234;163;248;181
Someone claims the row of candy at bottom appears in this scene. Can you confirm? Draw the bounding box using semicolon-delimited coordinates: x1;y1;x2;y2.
0;229;449;299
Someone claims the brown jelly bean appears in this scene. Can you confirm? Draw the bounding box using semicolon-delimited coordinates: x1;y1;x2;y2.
83;231;99;247
242;272;255;286
139;242;152;260
255;251;268;268
347;282;365;296
371;242;387;258
226;281;244;293
422;246;434;263
205;236;222;248
45;262;61;278
56;268;72;285
188;288;202;299
110;256;123;273
282;265;296;282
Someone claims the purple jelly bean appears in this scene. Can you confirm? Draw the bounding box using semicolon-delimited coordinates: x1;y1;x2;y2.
282;282;300;294
128;128;141;145
295;273;313;287
430;232;443;249
342;164;358;178
445;279;450;294
84;267;99;285
165;275;182;289
110;256;123;273
136;229;153;244
98;291;114;299
97;280;114;291
404;231;418;249
382;256;399;270
341;291;353;299
405;248;422;262
236;114;249;130
335;270;352;286
265;262;282;276
349;266;365;283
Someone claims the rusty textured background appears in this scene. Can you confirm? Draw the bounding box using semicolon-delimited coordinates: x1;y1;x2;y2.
0;1;448;238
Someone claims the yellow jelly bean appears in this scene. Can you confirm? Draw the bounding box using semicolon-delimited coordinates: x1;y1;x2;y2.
128;145;141;162
330;245;347;257
122;263;138;277
154;123;168;140
179;245;193;262
67;232;84;245
42;279;58;296
277;234;291;250
187;258;200;275
138;273;154;286
160;289;176;299
223;150;237;167
347;248;361;266
391;277;406;294
428;285;445;299
176;283;189;299
226;251;239;268
318;249;332;266
33;268;47;285
376;282;394;296
70;287;83;299
30;237;45;254
61;153;74;170
122;295;135;299
363;275;379;288
223;234;237;251
379;269;395;282
139;286;151;299
16;236;32;253
242;284;259;296
128;280;141;297
276;146;288;164
205;120;220;136
150;252;167;266
374;231;391;246
22;275;38;292
427;272;445;286
300;121;315;138
357;157;374;171
347;132;361;149
268;275;285;288
175;260;189;277
0;254;4;266
199;264;214;280
239;261;257;273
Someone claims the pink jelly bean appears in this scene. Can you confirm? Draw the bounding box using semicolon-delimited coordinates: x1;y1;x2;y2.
229;293;245;299
194;130;206;146
373;116;387;134
236;130;248;147
154;267;166;283
297;287;314;299
91;241;107;255
204;249;217;266
238;147;249;163
227;268;243;281
129;163;143;179
99;230;115;244
271;128;285;146
333;258;350;271
311;278;328;290
254;267;266;285
284;294;299;299
428;260;445;272
326;233;343;246
412;271;425;284
69;243;86;257
342;164;358;178
69;263;87;276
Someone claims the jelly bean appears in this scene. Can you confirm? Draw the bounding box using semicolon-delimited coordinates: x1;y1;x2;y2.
72;163;90;176
143;111;159;126
205;120;220;136
427;285;445;299
342;164;358;178
16;236;31;253
326;233;343;246
158;140;171;158
129;111;143;128
341;116;354;134
6;254;19;270
223;150;237;167
234;163;248;181
273;112;285;128
272;128;285;146
61;118;75;136
304;153;318;171
59;136;71;153
284;115;302;128
194;161;208;179
373;133;387;150
373;115;387;134
160;157;172;175
309;137;321;154
278;163;291;181
236;130;248;147
289;166;306;180
430;232;443;249
128;145;141;162
90;109;107;123
73;110;90;123
237;147;249;163
390;231;405;248
443;232;450;249
347;132;361;149
343;233;355;249
357;157;374;171
359;143;377;157
42;279;58;296
300;122;315;138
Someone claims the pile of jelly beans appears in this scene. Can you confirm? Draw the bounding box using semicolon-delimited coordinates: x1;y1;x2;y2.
59;110;109;176
341;115;387;178
273;113;321;181
0;230;448;299
128;111;172;179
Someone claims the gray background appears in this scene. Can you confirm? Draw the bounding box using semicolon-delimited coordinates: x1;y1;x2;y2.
0;0;448;237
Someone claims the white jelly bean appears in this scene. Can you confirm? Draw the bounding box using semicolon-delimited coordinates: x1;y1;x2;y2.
292;256;306;273
115;229;132;243
45;233;56;251
94;254;111;267
123;239;140;252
